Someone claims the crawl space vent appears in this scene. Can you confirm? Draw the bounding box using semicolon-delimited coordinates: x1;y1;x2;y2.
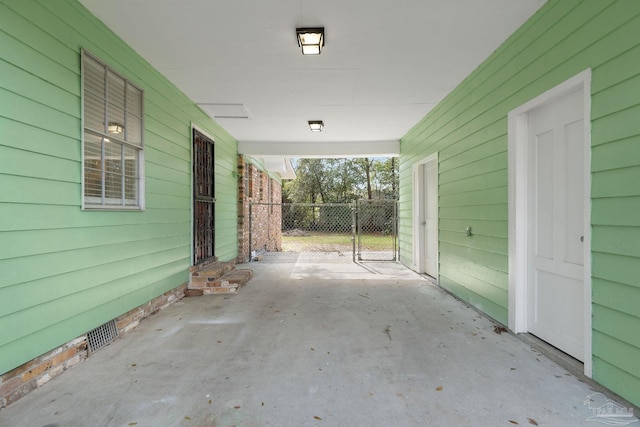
87;319;118;353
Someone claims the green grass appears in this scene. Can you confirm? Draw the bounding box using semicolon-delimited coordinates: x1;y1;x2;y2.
282;232;396;251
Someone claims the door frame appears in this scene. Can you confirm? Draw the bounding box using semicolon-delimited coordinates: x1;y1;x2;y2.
507;69;592;376
412;152;438;277
190;123;217;266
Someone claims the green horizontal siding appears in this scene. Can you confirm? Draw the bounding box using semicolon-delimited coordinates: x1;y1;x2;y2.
592;166;640;198
0;0;239;375
1;117;80;160
0;203;190;231
399;0;640;406
593;305;640;355
593;279;640;320
0;222;189;261
591;197;640;227
438;274;507;324
0;145;80;182
592;137;640;172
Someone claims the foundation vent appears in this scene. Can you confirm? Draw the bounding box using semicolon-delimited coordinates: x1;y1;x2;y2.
87;319;118;353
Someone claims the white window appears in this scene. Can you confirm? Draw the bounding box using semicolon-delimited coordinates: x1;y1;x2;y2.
82;50;144;209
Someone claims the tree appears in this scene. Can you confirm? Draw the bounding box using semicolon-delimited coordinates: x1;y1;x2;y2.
284;159;327;203
331;158;362;202
358;158;374;200
283;157;398;204
372;157;399;199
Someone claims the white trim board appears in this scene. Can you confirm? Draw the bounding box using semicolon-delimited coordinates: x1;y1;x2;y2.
238;140;399;158
412;152;439;278
507;69;592;377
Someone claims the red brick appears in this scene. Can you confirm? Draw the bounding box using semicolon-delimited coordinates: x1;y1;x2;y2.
0;376;22;398
48;347;78;368
1;360;35;383
21;360;53;383
185;288;204;297
4;381;36;407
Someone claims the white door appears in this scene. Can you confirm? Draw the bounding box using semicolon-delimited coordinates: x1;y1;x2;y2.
413;155;438;277
527;88;585;361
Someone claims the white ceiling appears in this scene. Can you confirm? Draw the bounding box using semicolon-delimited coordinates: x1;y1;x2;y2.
79;0;545;156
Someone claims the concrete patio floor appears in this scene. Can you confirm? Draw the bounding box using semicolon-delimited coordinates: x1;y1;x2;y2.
0;253;618;426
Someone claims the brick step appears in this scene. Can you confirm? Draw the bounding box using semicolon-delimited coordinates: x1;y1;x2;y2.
190;260;235;279
187;266;252;296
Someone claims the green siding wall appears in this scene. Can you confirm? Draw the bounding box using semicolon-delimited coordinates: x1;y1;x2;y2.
0;0;239;375
399;0;640;406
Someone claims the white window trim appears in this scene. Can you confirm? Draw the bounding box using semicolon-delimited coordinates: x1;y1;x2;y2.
81;49;145;211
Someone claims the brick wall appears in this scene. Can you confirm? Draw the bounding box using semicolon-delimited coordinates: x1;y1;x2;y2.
0;337;87;409
0;283;186;410
237;156;282;262
115;283;187;334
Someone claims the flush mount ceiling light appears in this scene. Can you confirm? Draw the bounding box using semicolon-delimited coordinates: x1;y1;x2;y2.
308;120;324;132
296;27;324;55
107;122;124;134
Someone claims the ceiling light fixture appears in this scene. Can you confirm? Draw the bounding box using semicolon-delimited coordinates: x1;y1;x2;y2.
308;120;324;132
296;27;324;55
108;122;124;134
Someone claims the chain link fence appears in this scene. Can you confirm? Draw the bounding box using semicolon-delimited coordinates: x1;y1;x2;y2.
250;201;398;261
282;203;354;255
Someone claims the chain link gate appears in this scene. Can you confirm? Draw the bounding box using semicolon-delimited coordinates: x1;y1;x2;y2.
354;199;398;262
250;201;398;262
